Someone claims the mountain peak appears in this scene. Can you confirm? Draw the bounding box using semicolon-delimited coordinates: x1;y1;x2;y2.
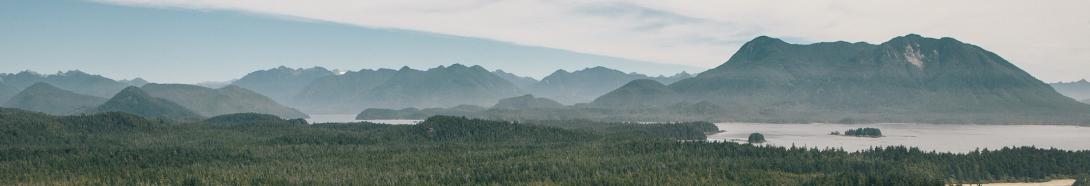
748;36;789;46
95;86;203;121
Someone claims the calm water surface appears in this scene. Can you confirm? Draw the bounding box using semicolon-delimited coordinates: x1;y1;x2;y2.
306;114;421;125
709;123;1090;153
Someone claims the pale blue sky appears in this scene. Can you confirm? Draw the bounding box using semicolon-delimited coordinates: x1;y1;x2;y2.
2;0;1088;83
0;0;702;83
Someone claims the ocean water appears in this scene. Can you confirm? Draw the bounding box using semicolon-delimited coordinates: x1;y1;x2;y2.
709;123;1090;153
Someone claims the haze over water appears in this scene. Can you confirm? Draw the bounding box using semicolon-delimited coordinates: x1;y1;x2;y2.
709;123;1090;153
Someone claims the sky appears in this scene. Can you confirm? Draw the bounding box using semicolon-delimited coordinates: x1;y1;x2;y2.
2;0;1088;83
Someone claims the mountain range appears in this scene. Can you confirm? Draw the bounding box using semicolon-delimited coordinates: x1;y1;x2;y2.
0;70;143;99
3;83;107;115
355;34;1090;124
141;83;308;119
1050;79;1090;101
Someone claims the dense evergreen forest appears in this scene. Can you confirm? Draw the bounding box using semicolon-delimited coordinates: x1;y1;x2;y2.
840;128;884;137
1;108;1088;185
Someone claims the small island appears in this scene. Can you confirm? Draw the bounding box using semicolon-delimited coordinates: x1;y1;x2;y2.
748;133;766;143
831;128;883;138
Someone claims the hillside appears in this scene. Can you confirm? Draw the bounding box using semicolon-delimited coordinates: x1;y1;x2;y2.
93;87;203;121
0;70;131;98
0;83;16;104
493;95;565;109
232;66;334;105
529;66;690;104
141;83;308;119
3;83;106;115
591;34;1090;124
1051;79;1090;101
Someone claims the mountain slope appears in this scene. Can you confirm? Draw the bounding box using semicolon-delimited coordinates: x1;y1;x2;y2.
1051;79;1090;101
232;66;334;105
493;95;565;109
141;83;308;119
594;34;1090;124
0;70;130;98
93;87;203;121
591;79;677;108
492;70;539;89
3;83;106;115
0;83;17;104
292;68;398;113
530;66;690;104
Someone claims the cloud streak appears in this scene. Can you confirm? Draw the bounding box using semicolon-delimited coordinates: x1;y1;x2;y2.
100;0;1090;81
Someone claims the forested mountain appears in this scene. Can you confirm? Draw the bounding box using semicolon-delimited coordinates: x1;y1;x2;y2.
0;70;130;98
1051;79;1090;101
591;79;677;108
232;66;334;104
92;87;203;121
2;83;106;115
529;66;691;104
492;70;539;89
590;34;1090;124
292;68;398;113
141;83;308;119
493;95;565;109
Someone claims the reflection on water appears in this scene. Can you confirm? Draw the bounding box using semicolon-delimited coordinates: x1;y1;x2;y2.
709;123;1090;153
305;114;421;125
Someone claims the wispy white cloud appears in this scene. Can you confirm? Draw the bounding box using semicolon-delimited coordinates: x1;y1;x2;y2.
99;0;1090;81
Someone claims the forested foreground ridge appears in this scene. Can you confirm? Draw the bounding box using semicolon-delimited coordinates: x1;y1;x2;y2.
2;108;1089;185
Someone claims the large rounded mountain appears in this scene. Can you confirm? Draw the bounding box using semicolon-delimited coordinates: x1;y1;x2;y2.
593;34;1090;124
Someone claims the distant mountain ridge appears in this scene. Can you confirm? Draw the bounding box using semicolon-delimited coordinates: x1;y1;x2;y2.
363;64;523;109
0;70;133;98
493;95;565;109
492;70;539;89
3;83;106;115
232;66;335;105
0;83;17;104
530;66;691;104
590;34;1090;124
141;83;308;119
1051;79;1090;101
